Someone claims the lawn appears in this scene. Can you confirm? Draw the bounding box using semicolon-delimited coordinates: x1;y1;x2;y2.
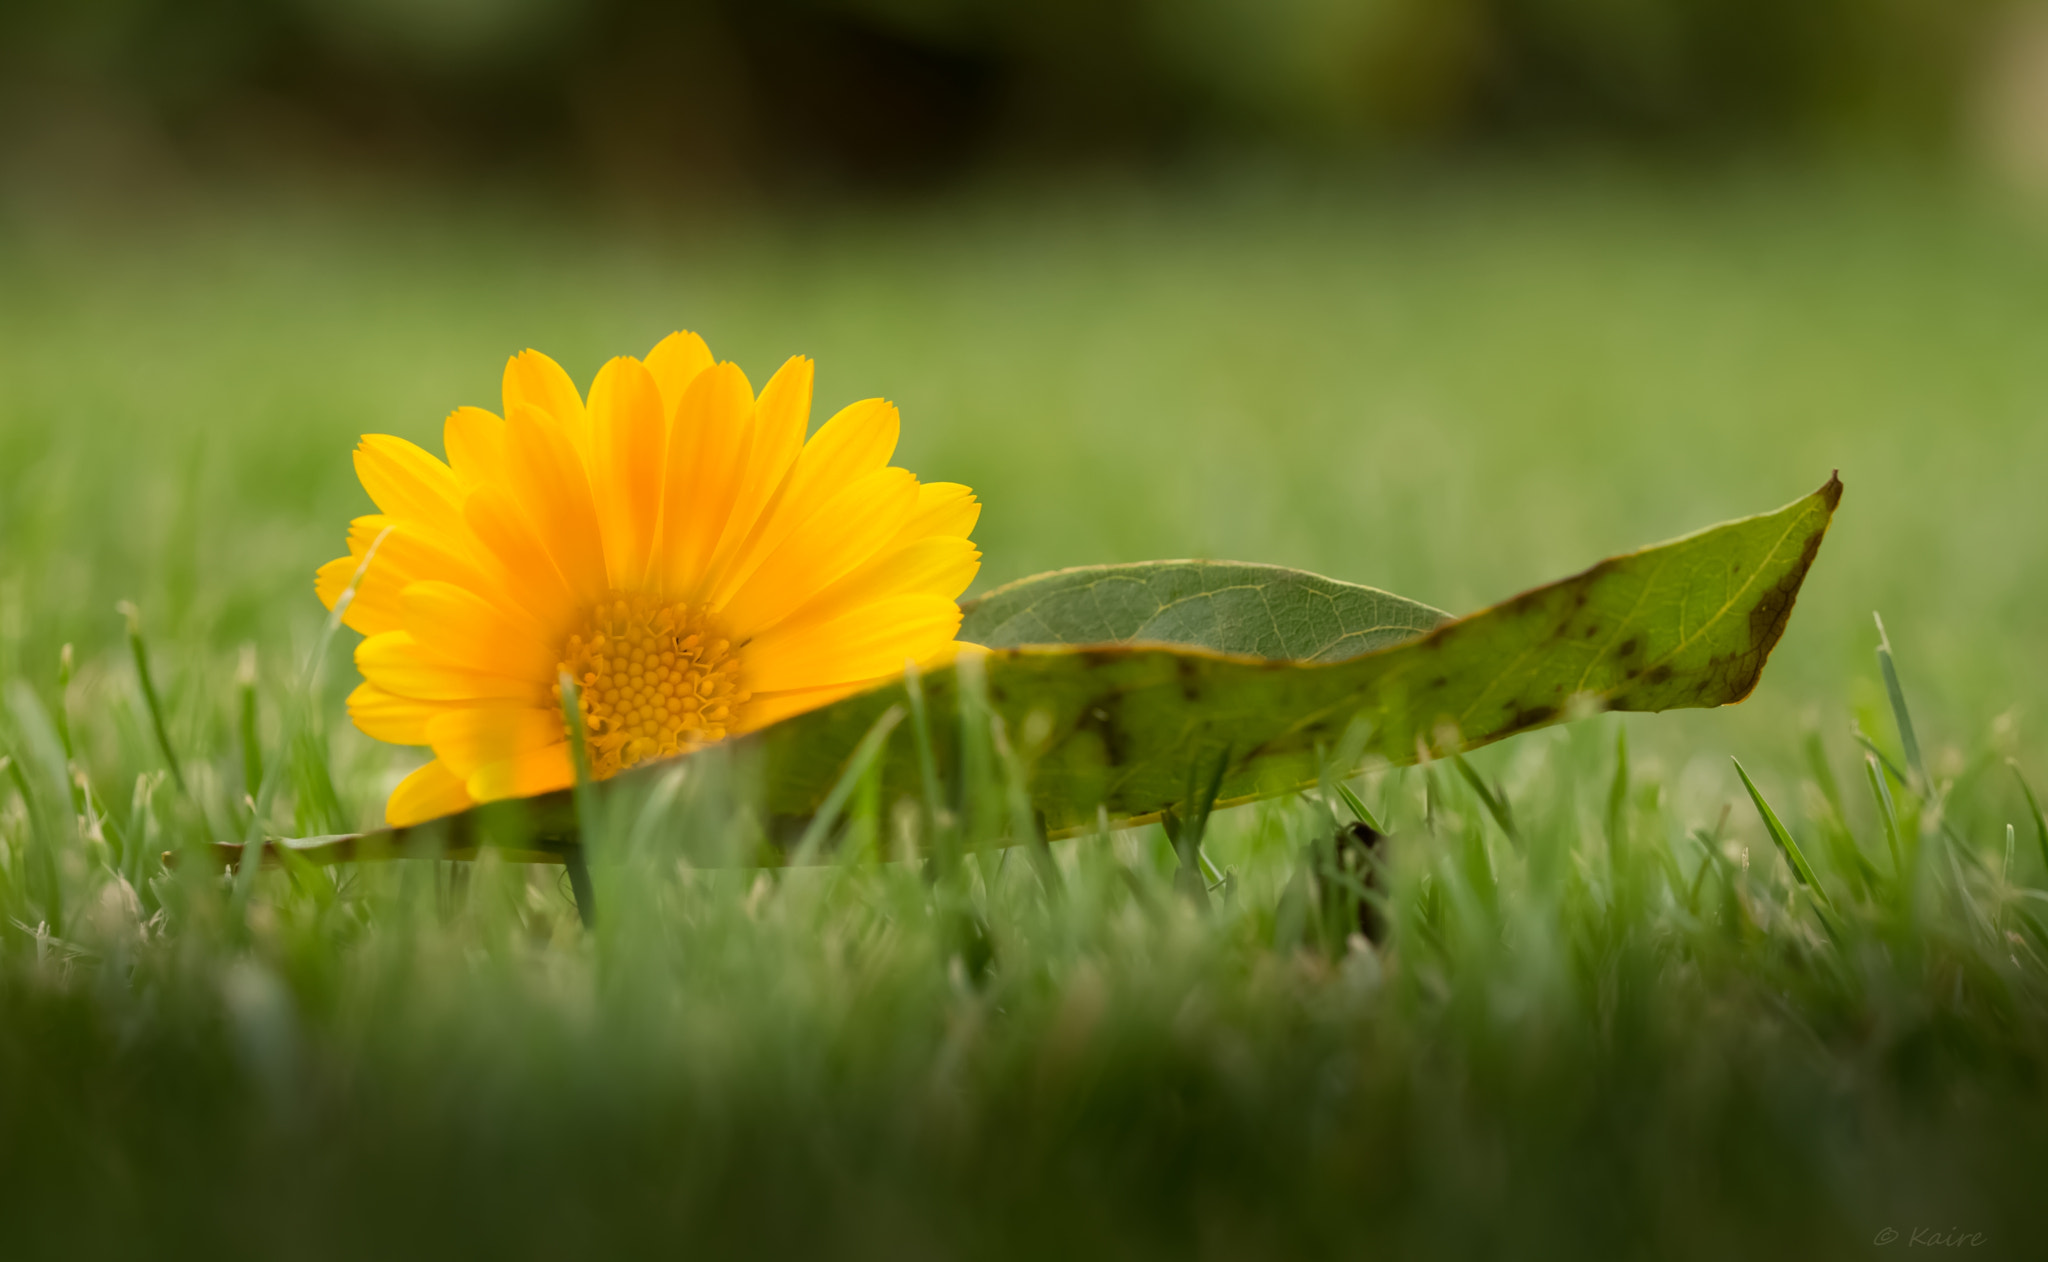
3;165;2048;1258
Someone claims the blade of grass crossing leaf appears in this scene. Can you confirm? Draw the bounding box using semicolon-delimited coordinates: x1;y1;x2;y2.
1732;757;1835;915
790;705;906;867
902;659;947;859
1873;613;1926;792
621;766;689;862
1313;718;1381;835
556;671;599;927
1333;782;1386;835
1454;754;1518;846
1163;748;1229;906
952;651;1001;855
990;714;1061;896
1193;747;1229;888
1311;743;1343;835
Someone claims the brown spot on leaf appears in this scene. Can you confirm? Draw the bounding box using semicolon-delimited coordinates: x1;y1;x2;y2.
1077;700;1130;768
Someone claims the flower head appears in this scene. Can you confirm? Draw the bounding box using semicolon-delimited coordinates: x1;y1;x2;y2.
319;334;980;826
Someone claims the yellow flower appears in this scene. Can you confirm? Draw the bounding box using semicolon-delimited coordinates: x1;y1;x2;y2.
318;334;981;827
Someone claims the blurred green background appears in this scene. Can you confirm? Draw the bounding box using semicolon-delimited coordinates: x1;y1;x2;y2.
12;8;2048;1257
0;0;2018;183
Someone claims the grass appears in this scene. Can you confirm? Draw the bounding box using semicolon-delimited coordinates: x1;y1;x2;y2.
5;165;2048;1257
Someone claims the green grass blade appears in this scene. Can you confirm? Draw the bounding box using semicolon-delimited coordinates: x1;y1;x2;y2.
53;643;74;765
1606;727;1630;854
1852;729;1911;792
1333;782;1386;835
118;602;184;795
1866;754;1906;883
1802;730;1846;823
557;670;600;926
902;658;947;856
1733;757;1836;915
237;644;263;804
1872;612;1926;792
2008;760;2048;881
1455;754;1518;846
990;714;1061;896
790;705;906;867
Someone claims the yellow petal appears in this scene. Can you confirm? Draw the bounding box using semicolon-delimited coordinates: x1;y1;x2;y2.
357;631;543;703
426;705;567;779
735;681;869;733
742;593;961;693
319;516;509;638
317;554;391;634
895;482;981;544
347;682;449;745
401;581;556;680
386;759;474;828
503;401;610;605
645;331;714;417
465;741;575;803
718;466;920;638
464;486;581;635
698;355;813;586
706;396;899;606
353;435;467;540
656;361;755;599
778;535;981;632
587;355;668;589
501;349;589;455
444;406;509;489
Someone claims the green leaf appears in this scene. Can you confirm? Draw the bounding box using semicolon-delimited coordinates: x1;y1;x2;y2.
959;560;1447;660
231;475;1840;867
746;475;1841;838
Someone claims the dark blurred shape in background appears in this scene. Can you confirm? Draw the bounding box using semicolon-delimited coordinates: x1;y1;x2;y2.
0;0;2034;194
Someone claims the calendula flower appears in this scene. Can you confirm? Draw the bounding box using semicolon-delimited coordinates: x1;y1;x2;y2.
319;334;981;826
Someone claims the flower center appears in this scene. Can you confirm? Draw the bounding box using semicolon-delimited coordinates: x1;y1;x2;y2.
554;593;749;780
